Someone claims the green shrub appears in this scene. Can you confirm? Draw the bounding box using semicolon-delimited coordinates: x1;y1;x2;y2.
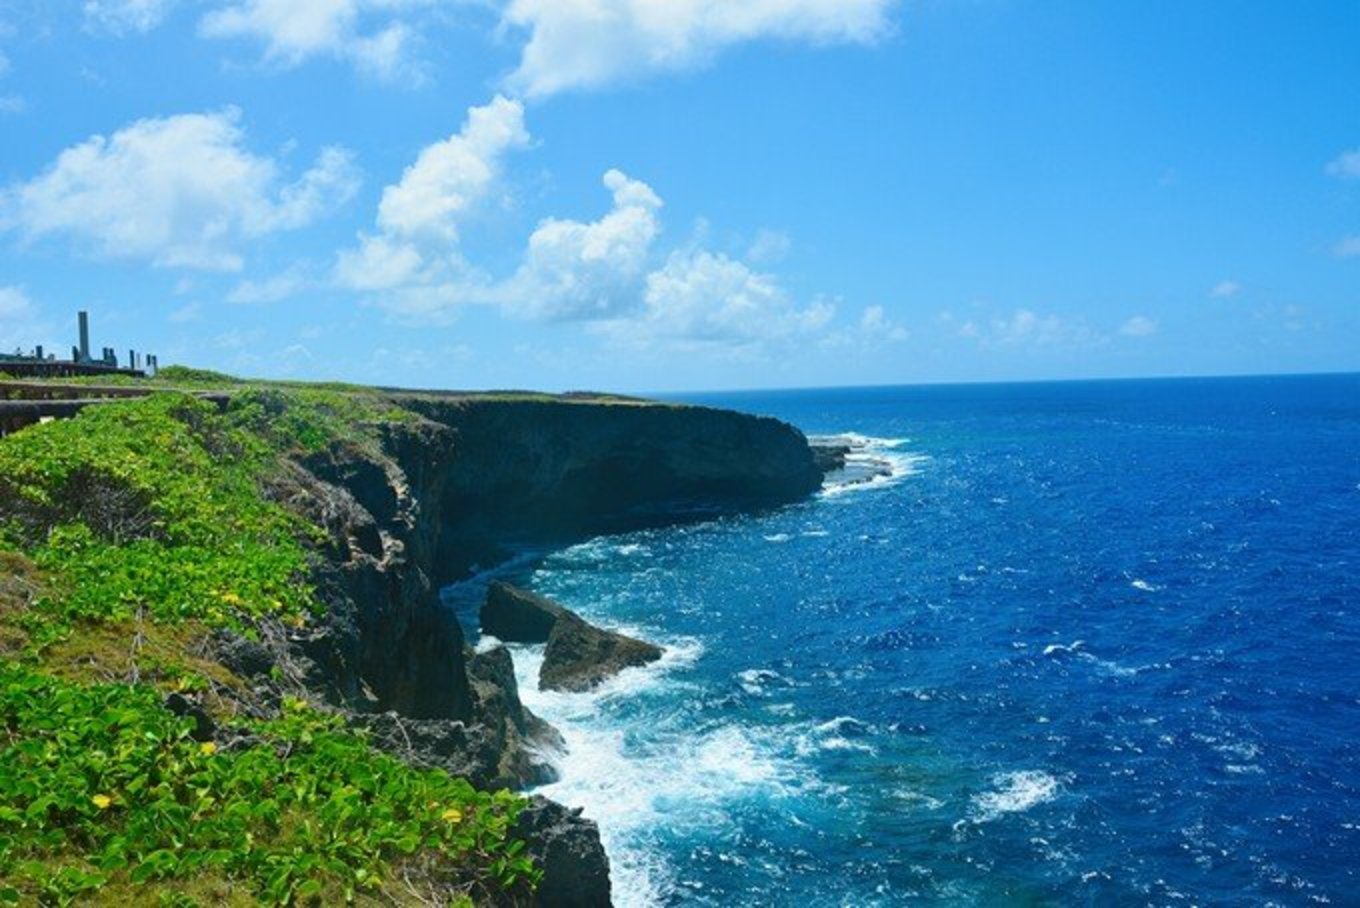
0;666;538;905
0;388;539;904
0;395;315;638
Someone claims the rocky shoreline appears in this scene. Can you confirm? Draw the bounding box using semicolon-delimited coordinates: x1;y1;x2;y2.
220;396;835;905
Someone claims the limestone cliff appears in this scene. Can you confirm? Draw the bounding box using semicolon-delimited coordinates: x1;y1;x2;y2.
255;394;825;906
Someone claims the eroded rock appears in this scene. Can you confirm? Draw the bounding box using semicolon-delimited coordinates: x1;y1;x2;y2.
512;796;612;908
482;581;566;644
539;612;662;693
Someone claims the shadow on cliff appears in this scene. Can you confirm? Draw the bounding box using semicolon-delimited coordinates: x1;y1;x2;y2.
222;396;827;906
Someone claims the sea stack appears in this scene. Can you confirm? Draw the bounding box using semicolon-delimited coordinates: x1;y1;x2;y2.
480;582;663;691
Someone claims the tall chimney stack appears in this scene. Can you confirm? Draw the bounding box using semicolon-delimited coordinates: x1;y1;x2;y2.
78;311;90;363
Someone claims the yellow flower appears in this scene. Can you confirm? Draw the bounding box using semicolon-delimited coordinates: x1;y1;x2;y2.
199;741;218;756
440;807;463;823
92;794;112;810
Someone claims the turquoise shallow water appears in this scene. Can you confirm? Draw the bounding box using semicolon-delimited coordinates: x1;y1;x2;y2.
446;374;1360;906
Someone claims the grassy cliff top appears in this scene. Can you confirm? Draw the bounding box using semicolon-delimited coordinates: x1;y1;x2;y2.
0;364;667;407
0;387;539;906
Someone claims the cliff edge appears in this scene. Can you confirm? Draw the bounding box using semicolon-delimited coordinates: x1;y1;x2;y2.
0;381;827;905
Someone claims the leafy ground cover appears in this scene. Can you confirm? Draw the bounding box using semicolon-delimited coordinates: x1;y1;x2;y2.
0;389;539;905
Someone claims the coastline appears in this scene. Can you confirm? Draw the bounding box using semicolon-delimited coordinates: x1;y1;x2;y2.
455;434;920;905
0;379;835;905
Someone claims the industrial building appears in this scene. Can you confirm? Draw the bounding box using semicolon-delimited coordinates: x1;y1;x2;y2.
0;311;157;379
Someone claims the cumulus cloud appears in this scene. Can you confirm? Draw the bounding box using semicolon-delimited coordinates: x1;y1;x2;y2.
199;0;422;80
1325;148;1360;180
3;109;359;271
336;233;429;291
498;170;831;350
1209;279;1241;298
597;247;833;350
500;169;662;320
377;95;528;242
83;0;176;34
502;0;897;97
1119;315;1158;337
342;136;835;350
335;96;527;306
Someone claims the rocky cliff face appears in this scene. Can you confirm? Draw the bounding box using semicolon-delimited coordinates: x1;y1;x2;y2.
259;396;823;905
398;397;824;584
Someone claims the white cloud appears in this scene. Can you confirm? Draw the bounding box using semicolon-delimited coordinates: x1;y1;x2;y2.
1325;148;1360;180
336;233;430;291
1119;314;1157;337
500;168;662;320
4;109;359;271
335;96;527;309
599;247;833;350
338;104;843;351
1209;279;1240;298
1334;235;1360;258
859;304;908;340
499;169;832;351
84;0;176;34
377;95;528;242
199;0;423;80
502;0;897;97
967;308;1102;349
226;266;312;303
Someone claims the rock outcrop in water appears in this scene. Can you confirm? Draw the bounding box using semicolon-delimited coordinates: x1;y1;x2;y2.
481;581;663;691
482;581;568;643
250;395;826;905
539;612;663;692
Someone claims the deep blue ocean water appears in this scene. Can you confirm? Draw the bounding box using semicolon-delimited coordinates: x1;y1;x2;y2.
448;374;1360;906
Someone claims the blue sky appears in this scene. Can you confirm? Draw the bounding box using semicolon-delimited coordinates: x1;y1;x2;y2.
0;1;1356;392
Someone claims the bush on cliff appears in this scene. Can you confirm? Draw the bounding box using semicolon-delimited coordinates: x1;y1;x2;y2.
0;391;539;905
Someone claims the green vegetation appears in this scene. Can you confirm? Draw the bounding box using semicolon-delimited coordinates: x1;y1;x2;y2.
0;387;539;905
0;669;534;907
0;394;314;642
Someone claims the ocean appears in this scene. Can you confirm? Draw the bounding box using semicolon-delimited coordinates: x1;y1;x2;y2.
445;374;1360;906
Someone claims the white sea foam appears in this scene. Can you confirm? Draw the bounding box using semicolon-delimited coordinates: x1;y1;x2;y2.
895;788;945;811
812;433;928;498
970;770;1061;822
795;716;878;756
1130;578;1163;592
1077;652;1139;678
736;668;793;695
763;533;792;543
508;638;796;907
474;633;504;654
